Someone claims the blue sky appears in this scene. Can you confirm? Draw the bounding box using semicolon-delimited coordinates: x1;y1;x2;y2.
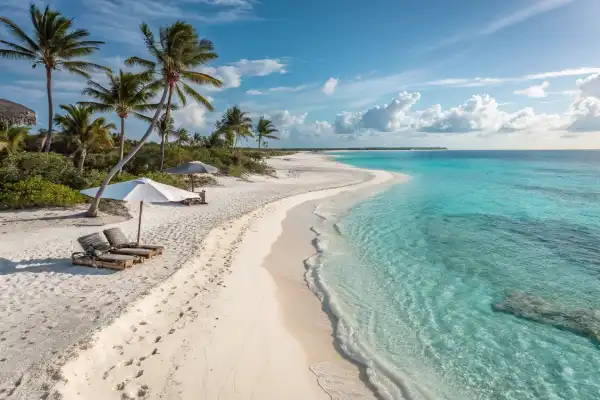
2;0;600;149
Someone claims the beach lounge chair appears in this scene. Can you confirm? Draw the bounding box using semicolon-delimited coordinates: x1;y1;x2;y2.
71;252;137;270
77;233;155;260
103;228;164;255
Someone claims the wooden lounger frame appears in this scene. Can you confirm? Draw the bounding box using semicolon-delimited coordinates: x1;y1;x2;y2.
71;254;136;270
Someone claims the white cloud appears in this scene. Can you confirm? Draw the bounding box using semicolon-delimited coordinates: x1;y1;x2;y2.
514;81;550;98
422;0;575;51
246;89;264;96
482;0;575;35
577;74;600;98
232;59;286;76
322;78;339;95
333;92;566;135
567;97;600;132
198;58;288;92
173;102;208;129
266;110;308;127
246;85;309;96
424;68;600;89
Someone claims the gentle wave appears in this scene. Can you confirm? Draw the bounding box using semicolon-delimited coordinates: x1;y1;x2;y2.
305;204;439;400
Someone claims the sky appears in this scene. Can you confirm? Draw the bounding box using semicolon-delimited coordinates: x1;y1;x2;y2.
2;0;600;149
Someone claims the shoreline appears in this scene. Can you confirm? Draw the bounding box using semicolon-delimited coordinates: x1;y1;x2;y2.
51;160;404;399
0;153;373;398
266;174;407;399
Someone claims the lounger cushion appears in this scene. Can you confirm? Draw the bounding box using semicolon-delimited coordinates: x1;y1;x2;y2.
96;253;137;262
78;233;111;253
104;228;164;250
111;248;153;256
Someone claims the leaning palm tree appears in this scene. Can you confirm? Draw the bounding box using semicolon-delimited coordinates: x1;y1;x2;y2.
80;69;159;167
256;117;279;149
87;21;221;216
217;106;253;148
0;5;107;152
126;21;222;169
0;124;29;153
54;104;115;171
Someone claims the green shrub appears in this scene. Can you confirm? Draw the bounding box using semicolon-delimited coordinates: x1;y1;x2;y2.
0;176;85;209
0;152;78;187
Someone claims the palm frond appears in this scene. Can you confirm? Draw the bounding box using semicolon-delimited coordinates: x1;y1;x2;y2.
65;67;91;78
61;60;109;71
0;40;37;56
181;71;222;87
131;112;153;123
181;82;214;111
78;101;114;113
0;49;36;60
125;56;155;69
174;83;187;107
0;15;40;52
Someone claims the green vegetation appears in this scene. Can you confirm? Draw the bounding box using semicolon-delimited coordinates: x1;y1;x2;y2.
54;105;115;171
0;4;107;151
80;69;159;166
0;11;284;211
0;176;85;209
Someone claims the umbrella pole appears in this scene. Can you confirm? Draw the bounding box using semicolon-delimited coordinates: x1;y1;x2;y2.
190;174;194;193
137;201;144;245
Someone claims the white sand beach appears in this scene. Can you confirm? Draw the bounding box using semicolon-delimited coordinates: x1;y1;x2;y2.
0;154;403;399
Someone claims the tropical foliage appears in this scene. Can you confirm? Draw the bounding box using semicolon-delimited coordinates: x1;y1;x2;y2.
80;69;158;165
256;117;279;149
216;106;253;148
0;10;284;212
54;105;115;171
0;4;107;152
0;125;29;153
125;21;222;170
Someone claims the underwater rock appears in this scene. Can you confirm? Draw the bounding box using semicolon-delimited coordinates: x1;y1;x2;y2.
492;291;600;344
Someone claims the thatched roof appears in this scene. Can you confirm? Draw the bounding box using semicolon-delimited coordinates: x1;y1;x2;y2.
0;99;36;127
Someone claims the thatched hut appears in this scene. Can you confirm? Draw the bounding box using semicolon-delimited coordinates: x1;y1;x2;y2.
0;99;36;128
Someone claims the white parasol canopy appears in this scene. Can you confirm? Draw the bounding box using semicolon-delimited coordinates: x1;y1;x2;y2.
165;161;219;175
166;161;219;192
80;178;197;244
80;177;198;202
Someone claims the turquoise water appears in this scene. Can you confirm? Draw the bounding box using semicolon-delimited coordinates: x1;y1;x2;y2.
313;151;600;400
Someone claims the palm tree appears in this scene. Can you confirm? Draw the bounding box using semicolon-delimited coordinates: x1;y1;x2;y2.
87;21;221;216
54;105;115;171
199;130;225;148
217;106;253;148
0;124;29;153
191;132;203;146
157;112;174;162
126;21;222;169
256;117;279;149
173;128;190;145
80;69;159;167
0;5;107;152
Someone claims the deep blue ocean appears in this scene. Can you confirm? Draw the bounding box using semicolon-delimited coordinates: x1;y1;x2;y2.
314;150;600;400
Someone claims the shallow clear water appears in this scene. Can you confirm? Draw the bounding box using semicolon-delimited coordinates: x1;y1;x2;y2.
314;150;600;400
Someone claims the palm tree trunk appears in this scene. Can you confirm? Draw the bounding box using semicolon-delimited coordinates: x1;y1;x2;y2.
160;85;174;171
118;116;125;174
160;133;166;170
87;85;170;217
78;147;87;172
44;67;53;153
257;136;261;149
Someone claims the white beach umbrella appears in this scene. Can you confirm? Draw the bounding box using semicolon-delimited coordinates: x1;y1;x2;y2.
81;178;198;243
165;161;219;192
